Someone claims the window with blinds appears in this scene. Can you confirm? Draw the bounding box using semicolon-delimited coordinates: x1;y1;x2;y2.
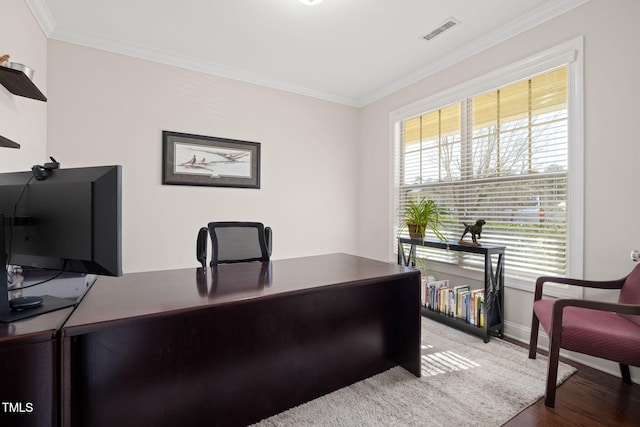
395;66;569;279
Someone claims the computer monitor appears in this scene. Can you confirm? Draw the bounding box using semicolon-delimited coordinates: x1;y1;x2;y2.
0;165;122;322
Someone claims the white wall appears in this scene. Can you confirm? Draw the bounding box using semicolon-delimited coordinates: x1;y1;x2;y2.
0;0;47;171
357;0;640;378
46;41;360;273
5;0;640;380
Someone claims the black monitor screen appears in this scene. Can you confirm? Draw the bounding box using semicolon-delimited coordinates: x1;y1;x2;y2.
0;165;122;277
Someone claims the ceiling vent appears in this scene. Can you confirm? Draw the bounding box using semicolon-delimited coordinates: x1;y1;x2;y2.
422;18;460;41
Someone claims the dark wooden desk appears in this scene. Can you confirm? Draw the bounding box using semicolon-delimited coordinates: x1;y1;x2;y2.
0;307;73;427
0;272;90;427
61;254;421;427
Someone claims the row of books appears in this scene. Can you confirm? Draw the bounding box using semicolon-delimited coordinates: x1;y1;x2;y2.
420;278;485;327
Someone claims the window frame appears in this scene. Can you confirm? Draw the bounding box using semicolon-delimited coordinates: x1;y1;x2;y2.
389;37;584;297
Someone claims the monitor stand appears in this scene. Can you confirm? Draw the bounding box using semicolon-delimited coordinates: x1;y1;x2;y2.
1;213;76;323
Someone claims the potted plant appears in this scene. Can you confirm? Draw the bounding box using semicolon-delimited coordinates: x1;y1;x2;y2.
403;198;446;241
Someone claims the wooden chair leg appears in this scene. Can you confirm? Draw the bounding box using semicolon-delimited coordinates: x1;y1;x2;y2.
544;325;562;407
529;312;540;360
620;363;632;384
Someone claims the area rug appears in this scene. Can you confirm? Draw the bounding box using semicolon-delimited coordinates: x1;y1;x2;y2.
252;317;575;426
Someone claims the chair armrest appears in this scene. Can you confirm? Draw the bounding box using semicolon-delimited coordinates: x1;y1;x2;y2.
553;299;640;317
533;275;627;301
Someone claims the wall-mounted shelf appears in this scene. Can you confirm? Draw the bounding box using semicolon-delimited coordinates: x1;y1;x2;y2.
0;65;47;101
0;65;46;149
0;135;20;149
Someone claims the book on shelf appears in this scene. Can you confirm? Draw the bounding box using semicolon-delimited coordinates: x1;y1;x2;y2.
453;285;470;318
423;282;486;327
426;279;449;311
470;289;484;326
420;275;436;307
440;287;448;313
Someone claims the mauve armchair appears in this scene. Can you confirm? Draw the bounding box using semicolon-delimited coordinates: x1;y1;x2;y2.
529;264;640;407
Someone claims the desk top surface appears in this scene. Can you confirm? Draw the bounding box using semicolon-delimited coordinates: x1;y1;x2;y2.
63;253;417;335
0;272;89;341
0;307;73;341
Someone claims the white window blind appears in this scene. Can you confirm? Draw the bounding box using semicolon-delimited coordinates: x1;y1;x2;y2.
395;66;569;279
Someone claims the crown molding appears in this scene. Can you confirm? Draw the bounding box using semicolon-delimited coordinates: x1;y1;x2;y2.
358;0;591;107
49;26;359;107
24;0;591;108
24;0;56;37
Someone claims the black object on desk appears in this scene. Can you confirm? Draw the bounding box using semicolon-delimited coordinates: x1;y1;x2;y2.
9;295;43;310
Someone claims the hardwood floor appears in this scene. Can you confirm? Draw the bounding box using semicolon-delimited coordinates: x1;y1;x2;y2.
502;345;640;427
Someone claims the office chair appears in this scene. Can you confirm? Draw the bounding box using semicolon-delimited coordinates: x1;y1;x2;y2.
529;263;640;407
206;221;272;266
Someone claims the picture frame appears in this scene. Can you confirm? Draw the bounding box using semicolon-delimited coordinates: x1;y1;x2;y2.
162;131;261;188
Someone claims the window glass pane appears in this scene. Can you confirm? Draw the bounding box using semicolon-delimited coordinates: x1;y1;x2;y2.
439;104;461;181
404;117;421;146
396;66;569;279
421;110;440;142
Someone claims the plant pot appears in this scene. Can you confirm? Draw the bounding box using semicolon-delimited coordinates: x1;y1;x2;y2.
408;224;424;240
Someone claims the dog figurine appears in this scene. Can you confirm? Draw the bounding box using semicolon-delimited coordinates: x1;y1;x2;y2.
460;219;486;244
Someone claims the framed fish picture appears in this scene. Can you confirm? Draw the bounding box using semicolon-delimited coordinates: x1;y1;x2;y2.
162;131;260;188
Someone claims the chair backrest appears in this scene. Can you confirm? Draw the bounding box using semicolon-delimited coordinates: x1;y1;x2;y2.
196;227;208;268
618;263;640;326
208;221;271;266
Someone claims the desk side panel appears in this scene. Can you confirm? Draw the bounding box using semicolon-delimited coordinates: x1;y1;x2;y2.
0;337;56;427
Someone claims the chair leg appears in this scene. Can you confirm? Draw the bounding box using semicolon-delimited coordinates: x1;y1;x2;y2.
544;327;562;407
620;364;632;384
529;312;540;359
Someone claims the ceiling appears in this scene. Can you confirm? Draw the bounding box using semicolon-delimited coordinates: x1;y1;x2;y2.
25;0;589;107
